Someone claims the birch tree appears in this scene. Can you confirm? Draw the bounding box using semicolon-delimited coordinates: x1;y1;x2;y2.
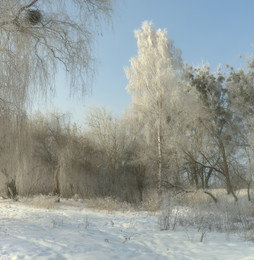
125;21;182;197
0;0;113;109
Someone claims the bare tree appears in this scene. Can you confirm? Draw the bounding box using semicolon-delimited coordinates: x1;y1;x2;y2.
0;0;113;109
86;107;127;179
0;1;113;198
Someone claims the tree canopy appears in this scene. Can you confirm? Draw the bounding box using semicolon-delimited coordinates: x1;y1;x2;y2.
0;0;113;110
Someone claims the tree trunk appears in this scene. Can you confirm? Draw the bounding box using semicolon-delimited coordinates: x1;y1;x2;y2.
205;168;213;189
135;164;145;202
53;166;60;196
247;181;251;201
157;123;162;198
200;172;205;189
220;142;237;201
193;167;199;189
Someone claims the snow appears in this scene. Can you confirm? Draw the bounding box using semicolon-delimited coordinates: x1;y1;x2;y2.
0;199;254;260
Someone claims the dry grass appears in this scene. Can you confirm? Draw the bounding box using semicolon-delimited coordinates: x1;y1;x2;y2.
159;189;254;241
20;194;60;209
84;197;134;212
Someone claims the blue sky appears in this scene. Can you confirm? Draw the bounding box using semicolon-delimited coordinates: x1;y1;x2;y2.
37;0;254;125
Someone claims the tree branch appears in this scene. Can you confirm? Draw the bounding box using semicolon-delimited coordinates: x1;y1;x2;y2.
161;180;218;203
0;0;39;27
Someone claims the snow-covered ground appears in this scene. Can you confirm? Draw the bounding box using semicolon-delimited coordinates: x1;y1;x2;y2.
0;198;254;260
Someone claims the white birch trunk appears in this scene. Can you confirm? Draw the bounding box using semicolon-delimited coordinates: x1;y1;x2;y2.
157;121;162;197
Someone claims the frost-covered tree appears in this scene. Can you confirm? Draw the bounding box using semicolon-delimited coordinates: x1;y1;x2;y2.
0;0;113;198
85;107;133;180
226;66;254;199
185;64;245;200
0;0;113;109
125;21;182;196
85;107;143;201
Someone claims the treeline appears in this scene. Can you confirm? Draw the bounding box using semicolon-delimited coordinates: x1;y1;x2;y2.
1;21;254;203
0;109;146;202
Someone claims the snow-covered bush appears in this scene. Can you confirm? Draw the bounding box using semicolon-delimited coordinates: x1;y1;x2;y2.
158;189;254;241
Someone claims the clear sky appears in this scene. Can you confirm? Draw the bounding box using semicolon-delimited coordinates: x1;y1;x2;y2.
36;0;254;125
